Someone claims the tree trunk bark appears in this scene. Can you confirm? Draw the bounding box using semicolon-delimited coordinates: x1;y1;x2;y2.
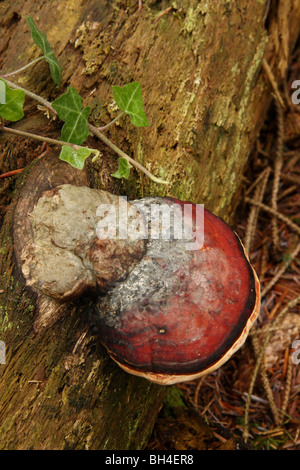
0;0;299;450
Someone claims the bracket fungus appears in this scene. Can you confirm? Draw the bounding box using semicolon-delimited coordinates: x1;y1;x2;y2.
95;197;260;385
15;183;260;385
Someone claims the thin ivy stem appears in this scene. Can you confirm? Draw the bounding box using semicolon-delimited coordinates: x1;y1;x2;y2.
89;124;169;185
1;78;169;184
1;125;78;150
97;112;125;131
0;56;44;78
1;78;57;115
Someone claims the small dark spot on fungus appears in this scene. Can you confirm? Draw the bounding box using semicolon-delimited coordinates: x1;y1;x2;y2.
140;298;149;306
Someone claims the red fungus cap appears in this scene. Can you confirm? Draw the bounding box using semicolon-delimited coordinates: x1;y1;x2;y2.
96;197;260;385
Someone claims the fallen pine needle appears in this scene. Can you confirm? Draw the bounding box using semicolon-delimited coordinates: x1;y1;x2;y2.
0;168;24;178
243;295;300;442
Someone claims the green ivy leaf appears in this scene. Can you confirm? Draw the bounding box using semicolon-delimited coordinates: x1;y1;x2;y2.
52;87;90;145
111;157;133;179
0;80;5;104
112;82;149;127
26;15;62;86
0;79;25;121
59;145;92;170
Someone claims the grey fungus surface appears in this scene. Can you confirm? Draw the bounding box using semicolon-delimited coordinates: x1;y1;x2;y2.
20;184;146;301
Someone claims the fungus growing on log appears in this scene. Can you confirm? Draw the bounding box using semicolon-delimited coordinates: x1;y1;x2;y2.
14;178;260;385
95;197;260;385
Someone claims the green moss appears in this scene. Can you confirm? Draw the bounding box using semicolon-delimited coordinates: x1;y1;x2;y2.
161;386;187;418
184;7;197;33
0;304;13;331
0;230;12;275
89;99;104;126
126;381;162;450
101;61;121;83
168;167;195;203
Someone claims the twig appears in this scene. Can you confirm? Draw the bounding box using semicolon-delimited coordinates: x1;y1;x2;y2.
37;147;50;159
262;59;285;109
244;185;261;254
280;173;300;186
280;351;293;424
251;335;281;426
259;244;269;283
245;165;271;196
271;98;284;250
154;6;173;23
278;185;297;202
243;295;300;442
261;241;300;298
244;167;270;253
245;197;300;237
194;377;205;408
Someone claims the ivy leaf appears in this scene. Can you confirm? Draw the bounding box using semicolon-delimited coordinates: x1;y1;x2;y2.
26;15;62;86
0;80;5;104
59;145;92;170
52;87;91;145
111;157;133;179
0;79;25;121
112;82;149;127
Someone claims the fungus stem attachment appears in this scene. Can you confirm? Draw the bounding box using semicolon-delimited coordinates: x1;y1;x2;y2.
0;56;45;78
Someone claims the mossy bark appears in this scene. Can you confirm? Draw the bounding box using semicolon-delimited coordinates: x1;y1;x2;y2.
0;0;299;450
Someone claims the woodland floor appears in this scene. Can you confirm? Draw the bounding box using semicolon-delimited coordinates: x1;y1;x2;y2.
146;39;300;452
